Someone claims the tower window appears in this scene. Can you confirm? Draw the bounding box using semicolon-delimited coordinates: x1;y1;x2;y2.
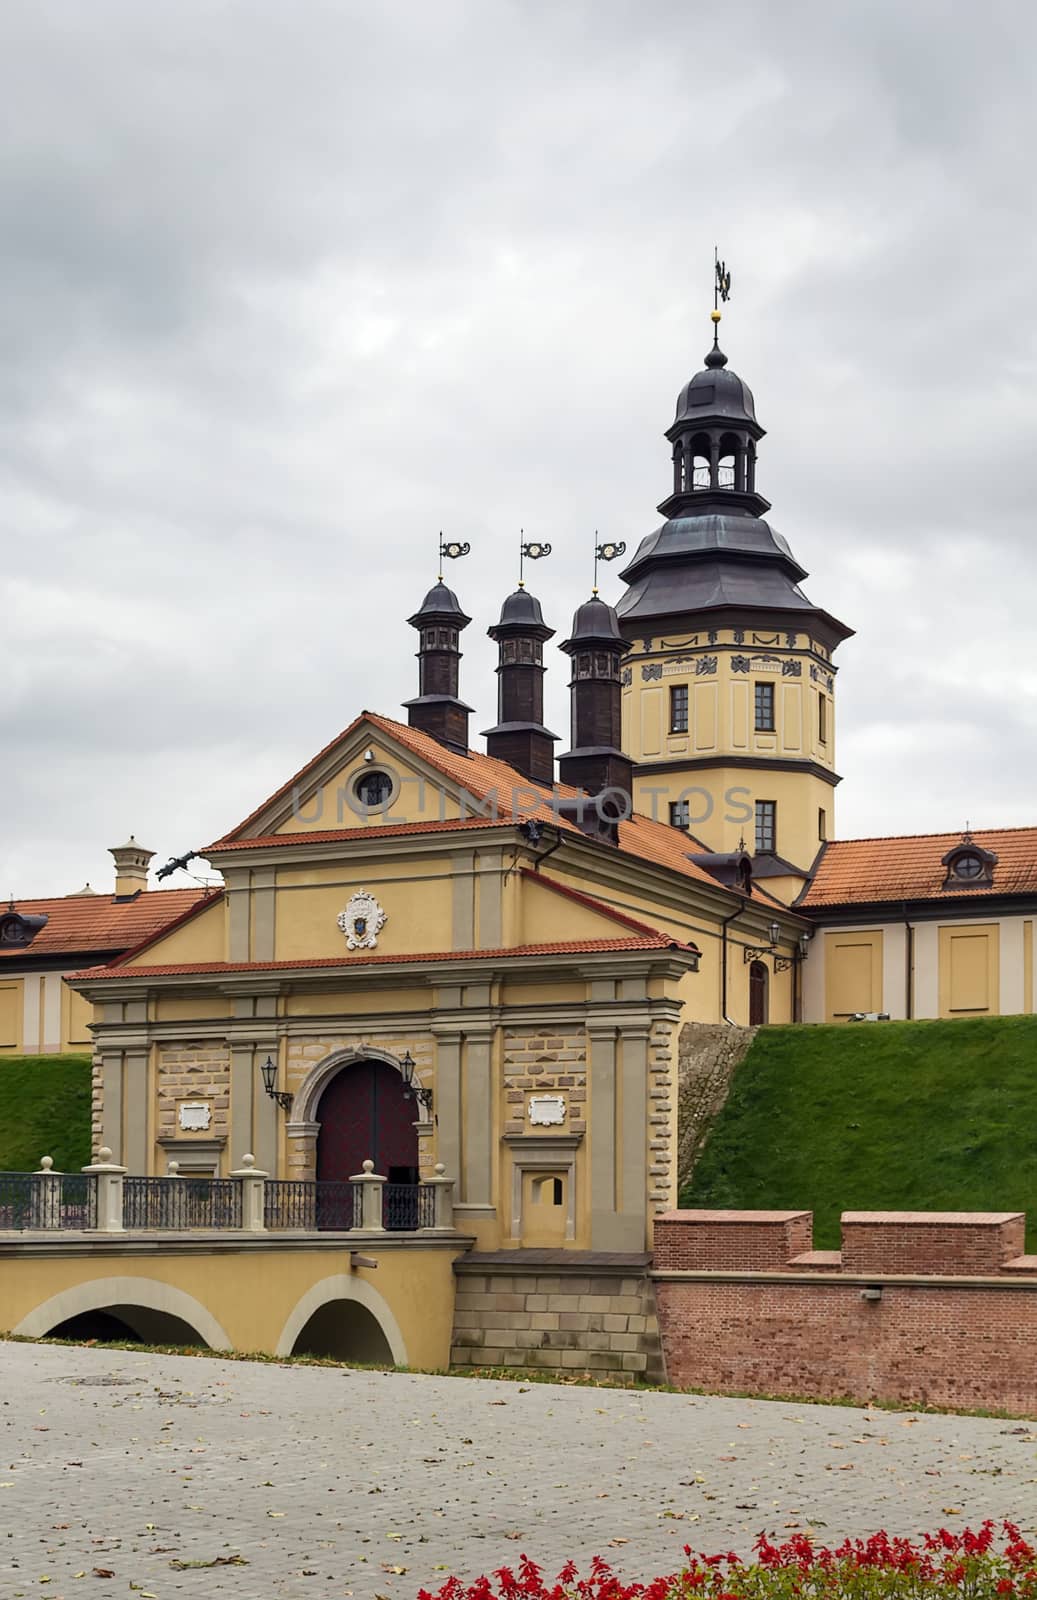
818;694;828;743
754;682;775;732
669;684;689;733
818;807;827;842
669;800;690;831
755;800;776;854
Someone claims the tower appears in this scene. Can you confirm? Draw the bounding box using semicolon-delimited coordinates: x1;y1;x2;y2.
483;586;558;785
616;307;853;895
558;594;633;804
403;580;473;754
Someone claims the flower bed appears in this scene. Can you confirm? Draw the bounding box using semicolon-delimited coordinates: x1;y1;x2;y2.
419;1523;1036;1600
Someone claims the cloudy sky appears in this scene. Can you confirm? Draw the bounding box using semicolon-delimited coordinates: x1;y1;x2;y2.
4;0;1036;898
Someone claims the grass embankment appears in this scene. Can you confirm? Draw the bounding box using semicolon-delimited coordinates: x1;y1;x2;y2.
0;1054;92;1171
681;1016;1037;1251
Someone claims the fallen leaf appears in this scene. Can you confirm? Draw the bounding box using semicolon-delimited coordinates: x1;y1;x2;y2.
381;1564;408;1574
92;1571;115;1580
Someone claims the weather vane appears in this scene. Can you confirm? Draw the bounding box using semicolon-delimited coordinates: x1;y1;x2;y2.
710;247;733;352
593;531;626;594
518;530;551;587
714;246;731;310
437;531;471;580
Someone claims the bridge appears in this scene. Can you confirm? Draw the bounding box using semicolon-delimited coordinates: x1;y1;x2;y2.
0;1153;470;1368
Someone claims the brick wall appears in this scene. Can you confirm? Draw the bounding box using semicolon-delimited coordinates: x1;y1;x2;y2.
452;1254;664;1382
156;1044;231;1145
653;1209;1037;1412
502;1027;586;1137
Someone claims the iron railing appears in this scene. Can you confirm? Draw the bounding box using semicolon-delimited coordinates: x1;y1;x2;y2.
264;1179;360;1231
0;1172;97;1231
58;1174;98;1230
0;1172;36;1230
385;1182;436;1232
123;1176;242;1230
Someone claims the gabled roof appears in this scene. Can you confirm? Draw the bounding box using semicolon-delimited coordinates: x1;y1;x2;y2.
0;888;208;962
800;825;1037;908
210;709;764;901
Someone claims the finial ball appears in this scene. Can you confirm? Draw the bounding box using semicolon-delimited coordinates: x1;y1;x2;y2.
711;309;722;324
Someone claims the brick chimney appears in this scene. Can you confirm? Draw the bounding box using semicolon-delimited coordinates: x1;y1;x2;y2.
109;836;154;899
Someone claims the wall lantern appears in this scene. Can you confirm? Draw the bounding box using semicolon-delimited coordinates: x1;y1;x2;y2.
260;1054;294;1113
744;919;783;966
400;1049;433;1111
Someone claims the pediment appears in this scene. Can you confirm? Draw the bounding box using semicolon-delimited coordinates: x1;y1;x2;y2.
215;714;497;844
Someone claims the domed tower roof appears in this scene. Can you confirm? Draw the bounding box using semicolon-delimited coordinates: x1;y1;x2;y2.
489;586;552;637
564;593;625;648
674;343;757;429
407;579;471;627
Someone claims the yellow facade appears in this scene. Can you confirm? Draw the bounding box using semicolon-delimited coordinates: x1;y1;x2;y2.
622;626;837;882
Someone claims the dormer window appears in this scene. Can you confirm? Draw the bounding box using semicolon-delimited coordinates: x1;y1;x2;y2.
941;834;997;890
0;902;48;948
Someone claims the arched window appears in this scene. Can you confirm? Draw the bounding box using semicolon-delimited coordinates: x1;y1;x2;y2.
689;432;711;490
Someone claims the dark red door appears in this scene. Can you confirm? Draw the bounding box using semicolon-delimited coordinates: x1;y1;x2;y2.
749;960;769;1026
315;1060;419;1183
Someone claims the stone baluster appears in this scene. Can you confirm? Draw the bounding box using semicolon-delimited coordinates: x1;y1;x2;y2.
81;1148;127;1233
32;1157;62;1230
422;1163;455;1232
231;1153;268;1232
350;1158;385;1232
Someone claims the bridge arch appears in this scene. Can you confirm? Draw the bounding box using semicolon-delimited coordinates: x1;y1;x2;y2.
288;1045;432;1132
276;1274;407;1365
12;1277;232;1350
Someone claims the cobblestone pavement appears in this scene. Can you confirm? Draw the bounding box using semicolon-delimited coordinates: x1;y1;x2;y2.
2;1341;1036;1600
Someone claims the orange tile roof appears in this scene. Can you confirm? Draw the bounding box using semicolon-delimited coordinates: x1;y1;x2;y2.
0;888;209;962
70;934;696;983
800;825;1037;908
212;710;761;900
210;817;519;852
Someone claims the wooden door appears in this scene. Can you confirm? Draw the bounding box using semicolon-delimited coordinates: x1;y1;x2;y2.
315;1059;419;1183
749;960;769;1026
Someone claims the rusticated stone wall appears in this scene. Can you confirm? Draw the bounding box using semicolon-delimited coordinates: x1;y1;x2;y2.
451;1253;665;1382
156;1043;231;1145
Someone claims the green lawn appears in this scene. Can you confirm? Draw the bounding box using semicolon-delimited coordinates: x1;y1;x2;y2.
680;1016;1037;1252
0;1055;92;1173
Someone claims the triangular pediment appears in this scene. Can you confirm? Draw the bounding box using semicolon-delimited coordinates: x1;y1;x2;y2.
213;713;510;845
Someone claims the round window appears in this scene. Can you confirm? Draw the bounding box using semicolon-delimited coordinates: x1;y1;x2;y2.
953;851;983;880
353;770;393;808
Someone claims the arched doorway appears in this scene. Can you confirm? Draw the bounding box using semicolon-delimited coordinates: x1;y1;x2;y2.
749;960;769;1026
315;1058;419;1186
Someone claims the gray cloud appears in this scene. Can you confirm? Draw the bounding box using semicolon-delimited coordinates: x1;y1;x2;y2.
3;0;1035;895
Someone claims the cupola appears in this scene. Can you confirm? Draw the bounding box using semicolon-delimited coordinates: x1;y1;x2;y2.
483;586;558;785
403;579;473;755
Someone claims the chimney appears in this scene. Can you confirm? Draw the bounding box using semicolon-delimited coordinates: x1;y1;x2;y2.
109;836;154;899
402;580;473;754
482;586;558;784
557;595;633;841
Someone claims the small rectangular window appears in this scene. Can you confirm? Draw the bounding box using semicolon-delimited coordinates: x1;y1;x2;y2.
669;800;690;831
755;799;776;854
818;807;827;841
754;681;775;732
669;684;689;733
818;694;828;743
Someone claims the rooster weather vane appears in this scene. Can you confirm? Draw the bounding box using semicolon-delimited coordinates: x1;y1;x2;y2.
714;248;732;308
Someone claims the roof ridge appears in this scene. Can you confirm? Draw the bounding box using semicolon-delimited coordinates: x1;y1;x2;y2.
828;823;1037;847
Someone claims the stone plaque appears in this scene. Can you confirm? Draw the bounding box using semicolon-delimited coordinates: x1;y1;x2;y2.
528;1094;566;1127
178;1101;212;1132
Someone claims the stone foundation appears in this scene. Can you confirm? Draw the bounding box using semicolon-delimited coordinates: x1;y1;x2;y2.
451;1251;665;1382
